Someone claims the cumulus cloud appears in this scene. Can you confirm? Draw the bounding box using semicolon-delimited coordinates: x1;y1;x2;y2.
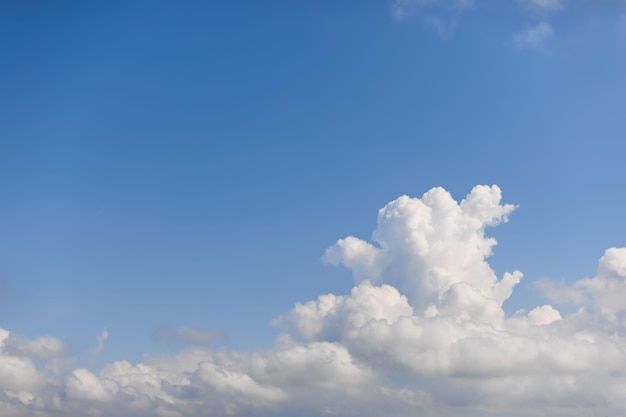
541;247;626;324
3;333;65;359
0;329;53;392
322;185;518;313
2;184;626;416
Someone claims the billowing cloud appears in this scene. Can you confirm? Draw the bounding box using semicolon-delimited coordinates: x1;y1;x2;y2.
3;333;65;359
540;247;626;324
2;184;626;416
0;329;54;392
321;185;520;320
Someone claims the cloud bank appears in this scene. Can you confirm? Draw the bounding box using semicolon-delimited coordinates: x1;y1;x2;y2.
2;185;626;416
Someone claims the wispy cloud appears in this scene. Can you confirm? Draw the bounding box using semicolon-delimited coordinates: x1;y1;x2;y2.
391;0;571;44
523;0;564;11
424;15;458;38
390;0;474;38
391;0;475;19
515;21;554;49
89;329;109;357
391;0;440;21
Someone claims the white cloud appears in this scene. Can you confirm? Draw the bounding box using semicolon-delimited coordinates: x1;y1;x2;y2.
90;329;109;357
66;368;116;402
527;304;562;326
323;185;517;313
4;333;65;359
390;0;572;44
0;329;58;391
541;247;626;324
390;0;473;37
195;362;285;403
2;185;626;416
515;21;554;49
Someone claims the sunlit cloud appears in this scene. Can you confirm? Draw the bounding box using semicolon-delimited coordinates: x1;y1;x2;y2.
2;185;626;416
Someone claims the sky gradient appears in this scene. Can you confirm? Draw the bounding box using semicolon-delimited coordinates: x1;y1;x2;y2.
2;1;626;416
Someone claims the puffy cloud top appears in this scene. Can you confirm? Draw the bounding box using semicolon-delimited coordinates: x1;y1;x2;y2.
323;185;519;317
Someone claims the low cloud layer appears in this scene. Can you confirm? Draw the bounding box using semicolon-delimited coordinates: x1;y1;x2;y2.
2;185;626;416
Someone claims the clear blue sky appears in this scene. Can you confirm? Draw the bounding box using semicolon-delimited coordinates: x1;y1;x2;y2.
1;2;626;416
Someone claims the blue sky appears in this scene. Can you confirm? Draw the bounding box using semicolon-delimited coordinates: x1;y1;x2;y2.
1;1;626;416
